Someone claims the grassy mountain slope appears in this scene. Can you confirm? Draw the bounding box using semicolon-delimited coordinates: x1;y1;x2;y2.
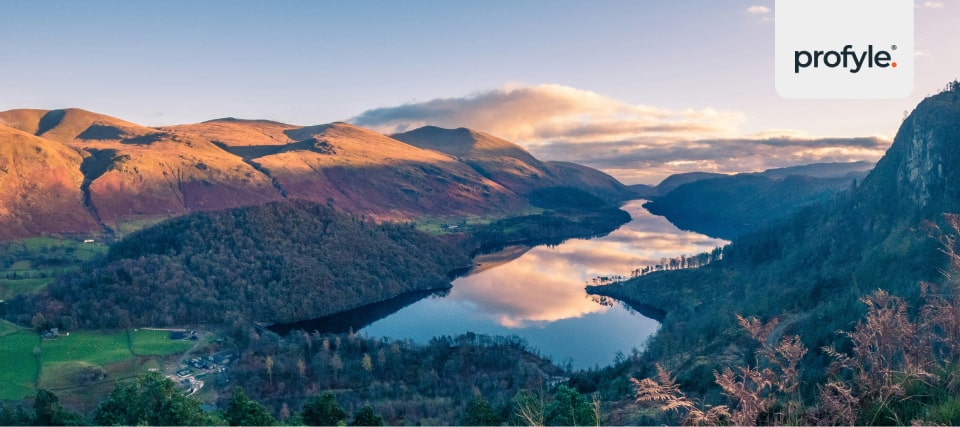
392;126;561;195
250;123;527;220
0;125;99;239
0;110;632;239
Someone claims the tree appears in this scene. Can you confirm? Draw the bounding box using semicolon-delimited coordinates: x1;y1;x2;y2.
33;389;83;426
460;394;500;426
512;389;544;426
31;312;47;333
0;402;33;426
349;406;383;426
94;371;216;426
361;353;372;373
224;387;275;426
302;392;346;426
545;385;597;426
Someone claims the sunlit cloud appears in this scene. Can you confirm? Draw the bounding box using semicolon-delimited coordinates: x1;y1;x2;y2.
352;84;744;144
531;135;889;184
746;5;771;14
921;1;944;9
351;84;889;184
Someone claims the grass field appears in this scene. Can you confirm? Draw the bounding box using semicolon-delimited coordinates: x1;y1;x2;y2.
130;329;196;356
40;331;133;365
114;215;169;237
0;330;39;400
0;324;206;402
0;237;108;300
0;278;49;300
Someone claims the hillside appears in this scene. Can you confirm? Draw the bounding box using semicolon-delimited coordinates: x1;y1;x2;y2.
589;85;960;403
0;125;99;239
392;126;634;201
643;163;872;239
27;200;469;329
0;109;630;239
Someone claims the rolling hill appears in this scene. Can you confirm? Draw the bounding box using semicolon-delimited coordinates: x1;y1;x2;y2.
0;109;631;239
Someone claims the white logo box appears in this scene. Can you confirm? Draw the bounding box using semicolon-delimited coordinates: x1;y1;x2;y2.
775;0;914;99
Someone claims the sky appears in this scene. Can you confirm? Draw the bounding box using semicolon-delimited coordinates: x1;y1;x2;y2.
1;1;958;183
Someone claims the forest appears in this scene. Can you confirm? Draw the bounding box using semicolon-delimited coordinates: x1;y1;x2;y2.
0;331;604;426
7;200;470;329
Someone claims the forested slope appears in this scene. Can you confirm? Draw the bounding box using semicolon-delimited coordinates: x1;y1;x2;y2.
28;200;469;328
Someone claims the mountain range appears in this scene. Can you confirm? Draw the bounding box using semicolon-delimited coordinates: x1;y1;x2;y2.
0;109;631;240
641;161;875;239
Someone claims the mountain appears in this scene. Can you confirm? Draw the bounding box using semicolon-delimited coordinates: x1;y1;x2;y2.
588;84;960;394
392;126;559;194
0;110;629;239
755;160;874;179
643;162;873;239
543;161;635;201
647;172;728;196
392;126;634;201
0;124;99;239
0;109;281;233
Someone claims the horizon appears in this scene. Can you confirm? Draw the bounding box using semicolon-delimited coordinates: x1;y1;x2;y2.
1;1;957;183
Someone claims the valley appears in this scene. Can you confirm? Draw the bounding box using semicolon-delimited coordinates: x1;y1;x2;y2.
2;84;960;425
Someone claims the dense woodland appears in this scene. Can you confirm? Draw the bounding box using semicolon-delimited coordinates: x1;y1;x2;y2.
10;200;469;329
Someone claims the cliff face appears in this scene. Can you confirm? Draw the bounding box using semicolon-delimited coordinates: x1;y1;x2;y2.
859;88;960;215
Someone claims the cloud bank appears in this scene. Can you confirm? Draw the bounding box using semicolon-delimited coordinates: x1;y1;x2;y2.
351;85;889;184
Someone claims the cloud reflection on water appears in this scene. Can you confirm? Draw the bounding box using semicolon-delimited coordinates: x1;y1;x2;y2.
447;200;728;328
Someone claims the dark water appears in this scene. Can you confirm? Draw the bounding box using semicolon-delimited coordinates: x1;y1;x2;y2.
274;200;727;369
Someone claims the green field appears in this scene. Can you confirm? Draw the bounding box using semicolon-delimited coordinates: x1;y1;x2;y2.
0;329;39;400
130;329;196;356
114;215;169;237
37;361;102;390
0;327;206;401
0;278;49;300
40;331;133;365
0;237;108;300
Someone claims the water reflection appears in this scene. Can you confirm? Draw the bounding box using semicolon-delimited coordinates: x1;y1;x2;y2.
361;200;728;369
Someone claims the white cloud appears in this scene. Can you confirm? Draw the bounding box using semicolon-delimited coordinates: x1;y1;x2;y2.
351;84;889;185
746;5;771;14
351;84;744;144
922;1;944;8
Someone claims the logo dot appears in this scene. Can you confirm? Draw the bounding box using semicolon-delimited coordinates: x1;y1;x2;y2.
892;45;897;50
892;62;898;68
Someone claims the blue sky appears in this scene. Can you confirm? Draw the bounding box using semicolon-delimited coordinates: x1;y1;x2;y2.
1;1;957;183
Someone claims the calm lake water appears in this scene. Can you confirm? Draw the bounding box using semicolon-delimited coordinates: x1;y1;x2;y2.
356;200;728;369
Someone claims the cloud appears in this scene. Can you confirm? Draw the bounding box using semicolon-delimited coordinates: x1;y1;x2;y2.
351;84;890;184
351;84;745;144
746;5;771;14
532;135;889;184
921;1;944;8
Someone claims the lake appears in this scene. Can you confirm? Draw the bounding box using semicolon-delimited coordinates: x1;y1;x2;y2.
274;200;728;369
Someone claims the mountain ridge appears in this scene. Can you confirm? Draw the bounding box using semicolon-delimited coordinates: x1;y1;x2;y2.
0;108;630;240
